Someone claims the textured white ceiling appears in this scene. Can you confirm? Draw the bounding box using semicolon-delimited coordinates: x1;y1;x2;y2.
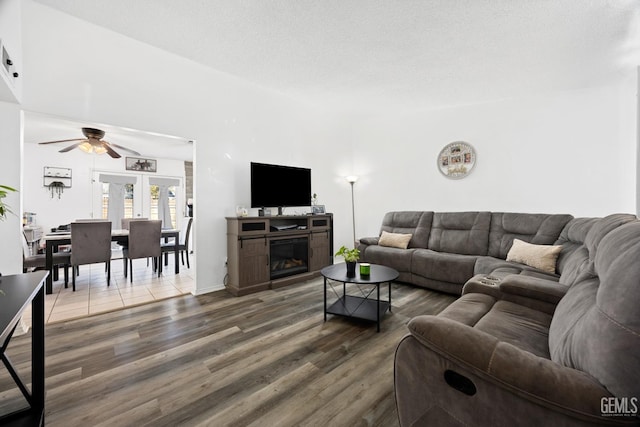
33;0;639;112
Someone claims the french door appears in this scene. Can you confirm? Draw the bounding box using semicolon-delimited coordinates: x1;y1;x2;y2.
91;171;183;229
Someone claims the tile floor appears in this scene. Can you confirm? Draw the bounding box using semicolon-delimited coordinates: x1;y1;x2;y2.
22;248;195;326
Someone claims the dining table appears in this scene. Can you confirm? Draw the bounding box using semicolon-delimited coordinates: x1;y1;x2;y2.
43;228;180;294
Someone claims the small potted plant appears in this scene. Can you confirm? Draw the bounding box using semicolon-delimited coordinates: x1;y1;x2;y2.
335;245;360;277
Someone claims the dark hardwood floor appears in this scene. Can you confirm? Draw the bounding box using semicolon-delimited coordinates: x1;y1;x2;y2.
0;277;456;426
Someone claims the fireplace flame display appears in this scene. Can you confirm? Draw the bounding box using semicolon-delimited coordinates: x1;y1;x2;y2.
270;238;308;280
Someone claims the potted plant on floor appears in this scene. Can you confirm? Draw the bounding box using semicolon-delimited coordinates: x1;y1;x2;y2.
335;245;360;277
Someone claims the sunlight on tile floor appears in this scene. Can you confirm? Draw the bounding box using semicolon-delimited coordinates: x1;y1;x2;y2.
22;251;195;326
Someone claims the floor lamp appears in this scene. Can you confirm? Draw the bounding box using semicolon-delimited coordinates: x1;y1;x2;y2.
346;176;359;247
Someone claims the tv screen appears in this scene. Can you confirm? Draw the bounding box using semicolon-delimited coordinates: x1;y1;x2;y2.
251;162;311;208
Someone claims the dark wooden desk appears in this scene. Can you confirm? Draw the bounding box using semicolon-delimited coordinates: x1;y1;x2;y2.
0;271;47;426
44;229;180;294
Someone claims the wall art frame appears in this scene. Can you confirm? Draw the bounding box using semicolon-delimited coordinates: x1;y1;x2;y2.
125;157;157;172
437;141;476;179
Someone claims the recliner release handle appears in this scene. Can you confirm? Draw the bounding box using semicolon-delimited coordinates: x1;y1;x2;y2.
444;369;477;396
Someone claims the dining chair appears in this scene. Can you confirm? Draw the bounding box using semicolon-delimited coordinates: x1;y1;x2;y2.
70;221;112;291
123;220;162;282
121;218;148;230
161;217;193;268
22;232;71;286
118;217;149;268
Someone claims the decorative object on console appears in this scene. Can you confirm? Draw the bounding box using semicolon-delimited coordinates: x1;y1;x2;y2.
335;245;360;277
235;206;248;217
312;205;325;214
125;157;157;172
438;141;476;179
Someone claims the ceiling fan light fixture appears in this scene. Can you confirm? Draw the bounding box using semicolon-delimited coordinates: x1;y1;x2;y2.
94;145;107;154
78;141;93;153
38;127;138;158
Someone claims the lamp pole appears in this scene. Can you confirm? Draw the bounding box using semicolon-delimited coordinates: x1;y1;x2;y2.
346;176;358;247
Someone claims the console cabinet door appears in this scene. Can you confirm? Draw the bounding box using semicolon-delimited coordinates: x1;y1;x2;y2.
309;231;330;271
238;237;269;286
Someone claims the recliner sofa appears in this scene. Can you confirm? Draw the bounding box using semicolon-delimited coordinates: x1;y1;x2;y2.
358;211;573;295
360;211;640;426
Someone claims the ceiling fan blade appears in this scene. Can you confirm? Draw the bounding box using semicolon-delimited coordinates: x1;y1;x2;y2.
105;141;141;156
39;138;83;145
103;144;121;159
59;142;84;153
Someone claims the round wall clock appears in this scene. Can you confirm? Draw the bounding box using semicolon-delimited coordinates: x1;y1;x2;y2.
437;141;476;179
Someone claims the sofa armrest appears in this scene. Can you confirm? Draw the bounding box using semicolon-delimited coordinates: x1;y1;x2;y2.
499;275;569;305
407;315;612;417
359;236;379;246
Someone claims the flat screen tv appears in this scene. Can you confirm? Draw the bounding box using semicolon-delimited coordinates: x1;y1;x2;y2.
251;162;311;209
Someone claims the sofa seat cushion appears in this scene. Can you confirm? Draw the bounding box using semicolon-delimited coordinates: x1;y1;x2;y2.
361;245;414;274
412;249;478;285
474;300;552;358
474;256;560;281
439;293;552;358
438;292;496;326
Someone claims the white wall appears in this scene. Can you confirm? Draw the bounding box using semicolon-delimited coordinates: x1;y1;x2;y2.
22;142;186;234
351;74;637;239
0;101;22;274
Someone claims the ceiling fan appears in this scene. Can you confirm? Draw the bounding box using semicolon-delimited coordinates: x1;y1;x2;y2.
38;127;141;159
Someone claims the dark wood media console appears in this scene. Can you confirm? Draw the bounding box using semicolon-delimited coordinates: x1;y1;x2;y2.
226;214;333;296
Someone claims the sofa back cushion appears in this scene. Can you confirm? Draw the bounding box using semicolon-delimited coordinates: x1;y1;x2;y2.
488;213;573;259
555;214;636;286
549;220;640;399
554;217;598;285
381;211;433;249
427;212;491;256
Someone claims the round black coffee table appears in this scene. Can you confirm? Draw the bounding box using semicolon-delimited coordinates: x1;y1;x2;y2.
321;263;399;332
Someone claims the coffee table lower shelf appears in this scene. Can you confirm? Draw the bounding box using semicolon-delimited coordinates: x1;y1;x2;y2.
326;295;390;323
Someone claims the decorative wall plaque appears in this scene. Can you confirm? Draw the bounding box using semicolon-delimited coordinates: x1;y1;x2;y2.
437;141;476;179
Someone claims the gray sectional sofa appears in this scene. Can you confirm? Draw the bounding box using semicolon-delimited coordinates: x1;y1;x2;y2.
358;211;574;295
360;211;640;426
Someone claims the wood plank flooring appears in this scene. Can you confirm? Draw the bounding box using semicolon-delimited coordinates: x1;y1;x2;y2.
0;277;456;426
